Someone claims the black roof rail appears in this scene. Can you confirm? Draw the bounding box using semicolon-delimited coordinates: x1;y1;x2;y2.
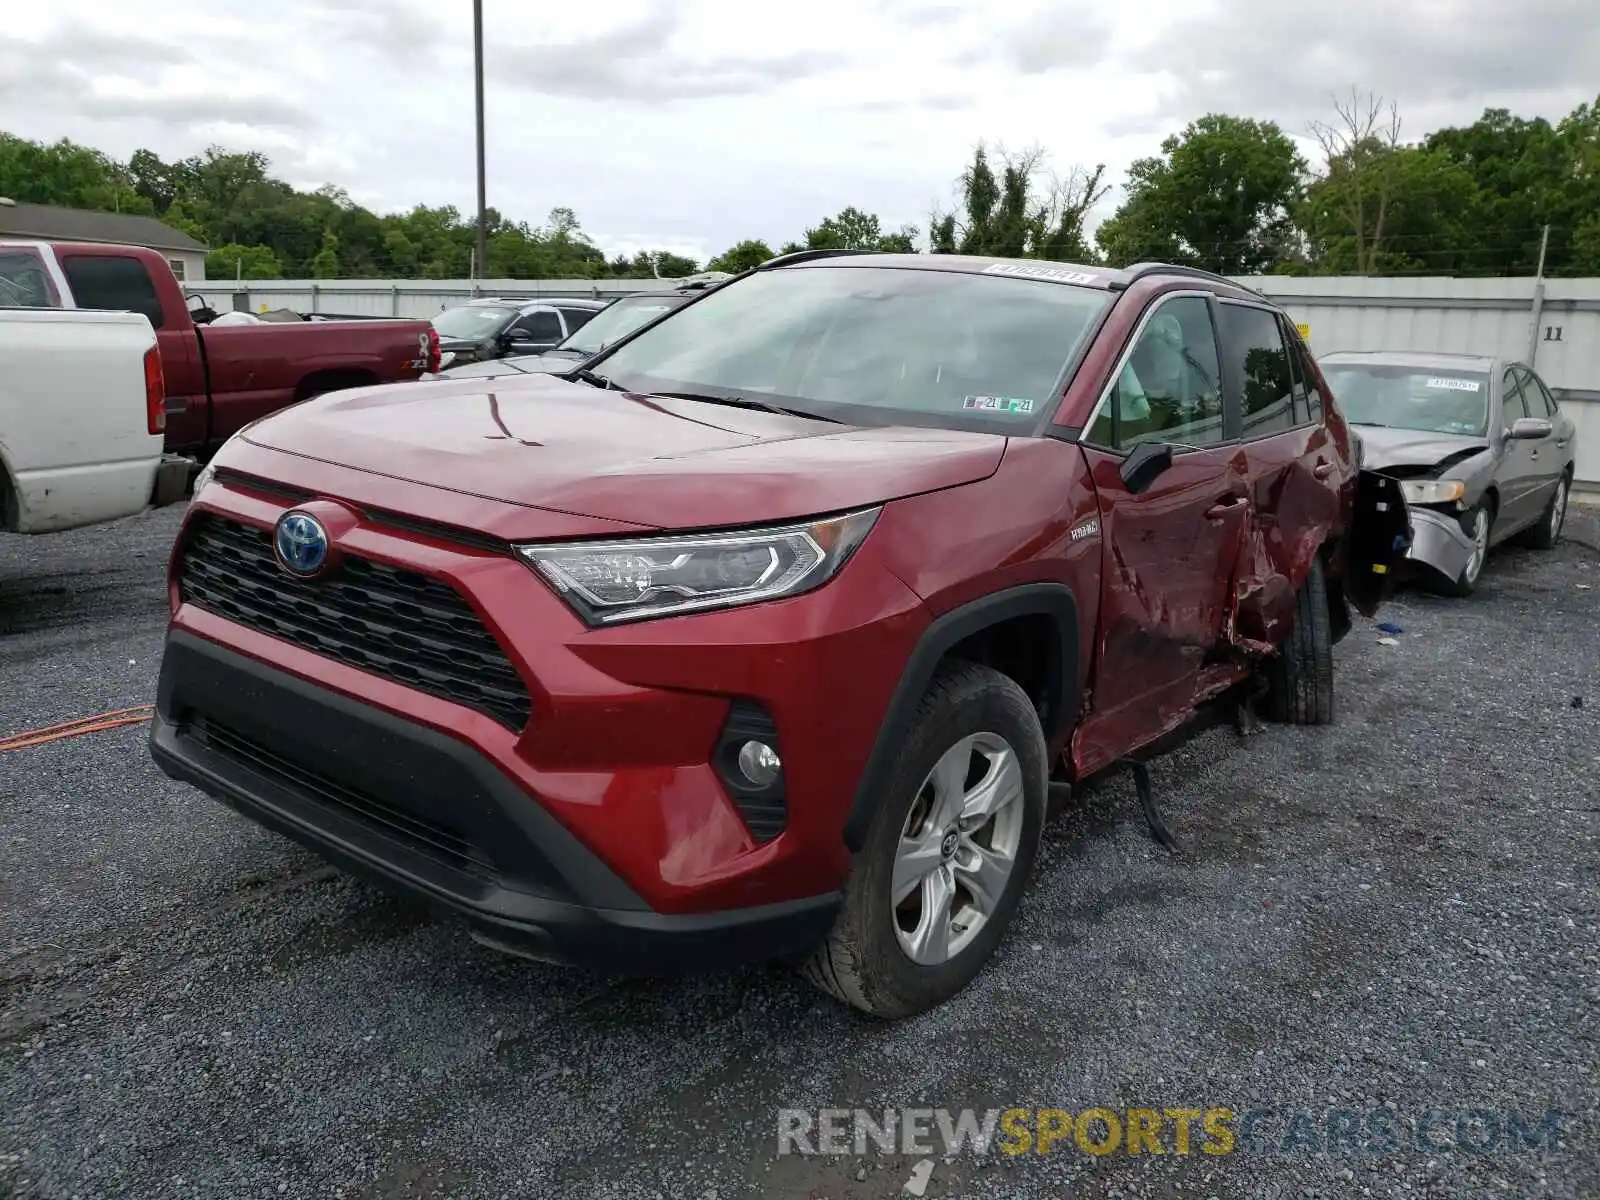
1113;262;1264;297
758;248;882;269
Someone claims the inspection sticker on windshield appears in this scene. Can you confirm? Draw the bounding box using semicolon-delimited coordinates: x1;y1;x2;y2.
1425;377;1482;391
964;395;1035;414
981;263;1099;286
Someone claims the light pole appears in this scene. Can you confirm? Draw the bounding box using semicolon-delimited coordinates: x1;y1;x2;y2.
473;0;487;289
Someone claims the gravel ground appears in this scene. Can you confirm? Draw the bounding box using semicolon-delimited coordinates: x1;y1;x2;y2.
1;503;1596;1200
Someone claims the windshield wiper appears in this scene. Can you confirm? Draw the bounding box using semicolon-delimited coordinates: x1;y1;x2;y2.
650;391;844;424
572;368;615;389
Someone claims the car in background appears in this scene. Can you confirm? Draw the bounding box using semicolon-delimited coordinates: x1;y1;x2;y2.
431;297;611;369
152;252;1409;1020
1;239;438;460
1319;351;1575;597
427;286;713;381
2;306;186;533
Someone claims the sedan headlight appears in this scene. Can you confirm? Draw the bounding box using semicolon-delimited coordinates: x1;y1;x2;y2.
517;508;881;625
1398;480;1467;507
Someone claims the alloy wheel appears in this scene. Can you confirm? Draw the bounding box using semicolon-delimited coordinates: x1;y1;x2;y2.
891;732;1025;966
1463;508;1490;584
1549;480;1568;541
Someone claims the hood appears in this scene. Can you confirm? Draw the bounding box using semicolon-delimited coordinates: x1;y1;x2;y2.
242;374;1007;529
1353;424;1489;474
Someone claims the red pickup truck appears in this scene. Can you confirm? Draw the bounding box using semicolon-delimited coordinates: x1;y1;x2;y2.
1;240;439;458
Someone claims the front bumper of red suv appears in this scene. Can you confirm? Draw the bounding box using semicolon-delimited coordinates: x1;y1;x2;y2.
150;631;841;972
149;472;930;972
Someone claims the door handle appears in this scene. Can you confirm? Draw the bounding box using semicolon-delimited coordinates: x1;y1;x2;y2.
1205;496;1247;520
1313;462;1334;479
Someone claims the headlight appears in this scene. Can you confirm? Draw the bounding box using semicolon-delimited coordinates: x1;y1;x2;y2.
1398;480;1466;507
517;508;881;625
192;457;218;496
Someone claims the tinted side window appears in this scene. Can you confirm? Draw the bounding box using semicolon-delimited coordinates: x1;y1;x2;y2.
1085;295;1225;450
1221;303;1294;438
560;307;599;333
60;255;165;329
1294;339;1324;421
1501;370;1527;426
1523;368;1560;416
520;310;563;341
1280;316;1310;424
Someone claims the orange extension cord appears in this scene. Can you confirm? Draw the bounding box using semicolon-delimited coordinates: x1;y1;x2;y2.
0;705;155;753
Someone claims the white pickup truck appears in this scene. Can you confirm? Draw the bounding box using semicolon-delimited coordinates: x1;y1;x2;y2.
0;306;186;535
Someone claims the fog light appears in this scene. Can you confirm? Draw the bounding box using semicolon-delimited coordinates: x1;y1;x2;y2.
736;740;782;787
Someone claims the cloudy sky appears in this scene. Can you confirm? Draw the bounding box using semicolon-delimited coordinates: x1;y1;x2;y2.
3;0;1597;264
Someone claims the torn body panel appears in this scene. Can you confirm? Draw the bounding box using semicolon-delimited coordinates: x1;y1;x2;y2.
1228;429;1343;655
1067;445;1252;779
1344;470;1413;614
1404;507;1475;582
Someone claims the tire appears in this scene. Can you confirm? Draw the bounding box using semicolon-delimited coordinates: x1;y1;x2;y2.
802;662;1048;1018
1523;473;1570;551
1262;554;1335;725
1431;499;1492;598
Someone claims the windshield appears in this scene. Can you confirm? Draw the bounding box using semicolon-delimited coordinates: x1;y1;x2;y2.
557;295;685;356
431;305;517;340
593;265;1111;430
1321;363;1490;437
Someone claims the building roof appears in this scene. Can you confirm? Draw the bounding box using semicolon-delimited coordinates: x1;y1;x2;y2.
0;200;207;253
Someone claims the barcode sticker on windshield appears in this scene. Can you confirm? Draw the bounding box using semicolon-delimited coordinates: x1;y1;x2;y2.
981;263;1099;286
1425;377;1481;392
964;395;1036;414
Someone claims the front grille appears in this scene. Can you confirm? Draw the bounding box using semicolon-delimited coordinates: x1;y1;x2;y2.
178;515;532;730
193;716;497;879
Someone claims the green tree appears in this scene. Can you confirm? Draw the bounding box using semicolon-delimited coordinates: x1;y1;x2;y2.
707;239;775;272
206;243;284;279
1096;114;1306;274
1423;108;1571;275
308;230;342;278
793;206;919;253
931;144;1106;262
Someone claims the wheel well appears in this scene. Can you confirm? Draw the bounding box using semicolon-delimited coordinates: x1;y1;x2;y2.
1481;486;1499;519
944;613;1063;730
294;368;379;403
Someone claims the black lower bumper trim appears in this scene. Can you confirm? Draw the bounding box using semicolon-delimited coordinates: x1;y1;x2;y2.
150;630;839;975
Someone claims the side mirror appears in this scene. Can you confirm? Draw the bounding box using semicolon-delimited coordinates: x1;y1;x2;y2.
1119;441;1175;494
1507;416;1552;440
508;340;547;356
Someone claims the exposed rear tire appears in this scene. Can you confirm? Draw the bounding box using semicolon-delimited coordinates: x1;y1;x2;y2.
802;662;1048;1018
1263;554;1335;726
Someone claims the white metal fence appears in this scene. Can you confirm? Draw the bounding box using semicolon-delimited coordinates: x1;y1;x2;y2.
188;273;1600;490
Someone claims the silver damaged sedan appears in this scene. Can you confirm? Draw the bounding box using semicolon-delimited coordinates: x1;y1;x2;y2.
1319;351;1576;597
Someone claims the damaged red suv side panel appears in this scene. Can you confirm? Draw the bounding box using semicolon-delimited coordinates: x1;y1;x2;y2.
150;252;1409;1021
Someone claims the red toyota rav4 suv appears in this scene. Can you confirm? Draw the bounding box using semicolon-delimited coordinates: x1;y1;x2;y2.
151;252;1407;1017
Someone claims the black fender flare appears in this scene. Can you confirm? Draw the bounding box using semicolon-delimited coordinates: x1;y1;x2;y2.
841;582;1080;851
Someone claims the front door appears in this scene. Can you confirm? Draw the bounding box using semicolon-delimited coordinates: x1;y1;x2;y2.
1073;292;1249;773
1494;368;1539;531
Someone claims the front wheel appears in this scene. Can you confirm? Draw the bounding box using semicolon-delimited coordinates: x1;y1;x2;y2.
1432;500;1492;597
803;662;1048;1018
